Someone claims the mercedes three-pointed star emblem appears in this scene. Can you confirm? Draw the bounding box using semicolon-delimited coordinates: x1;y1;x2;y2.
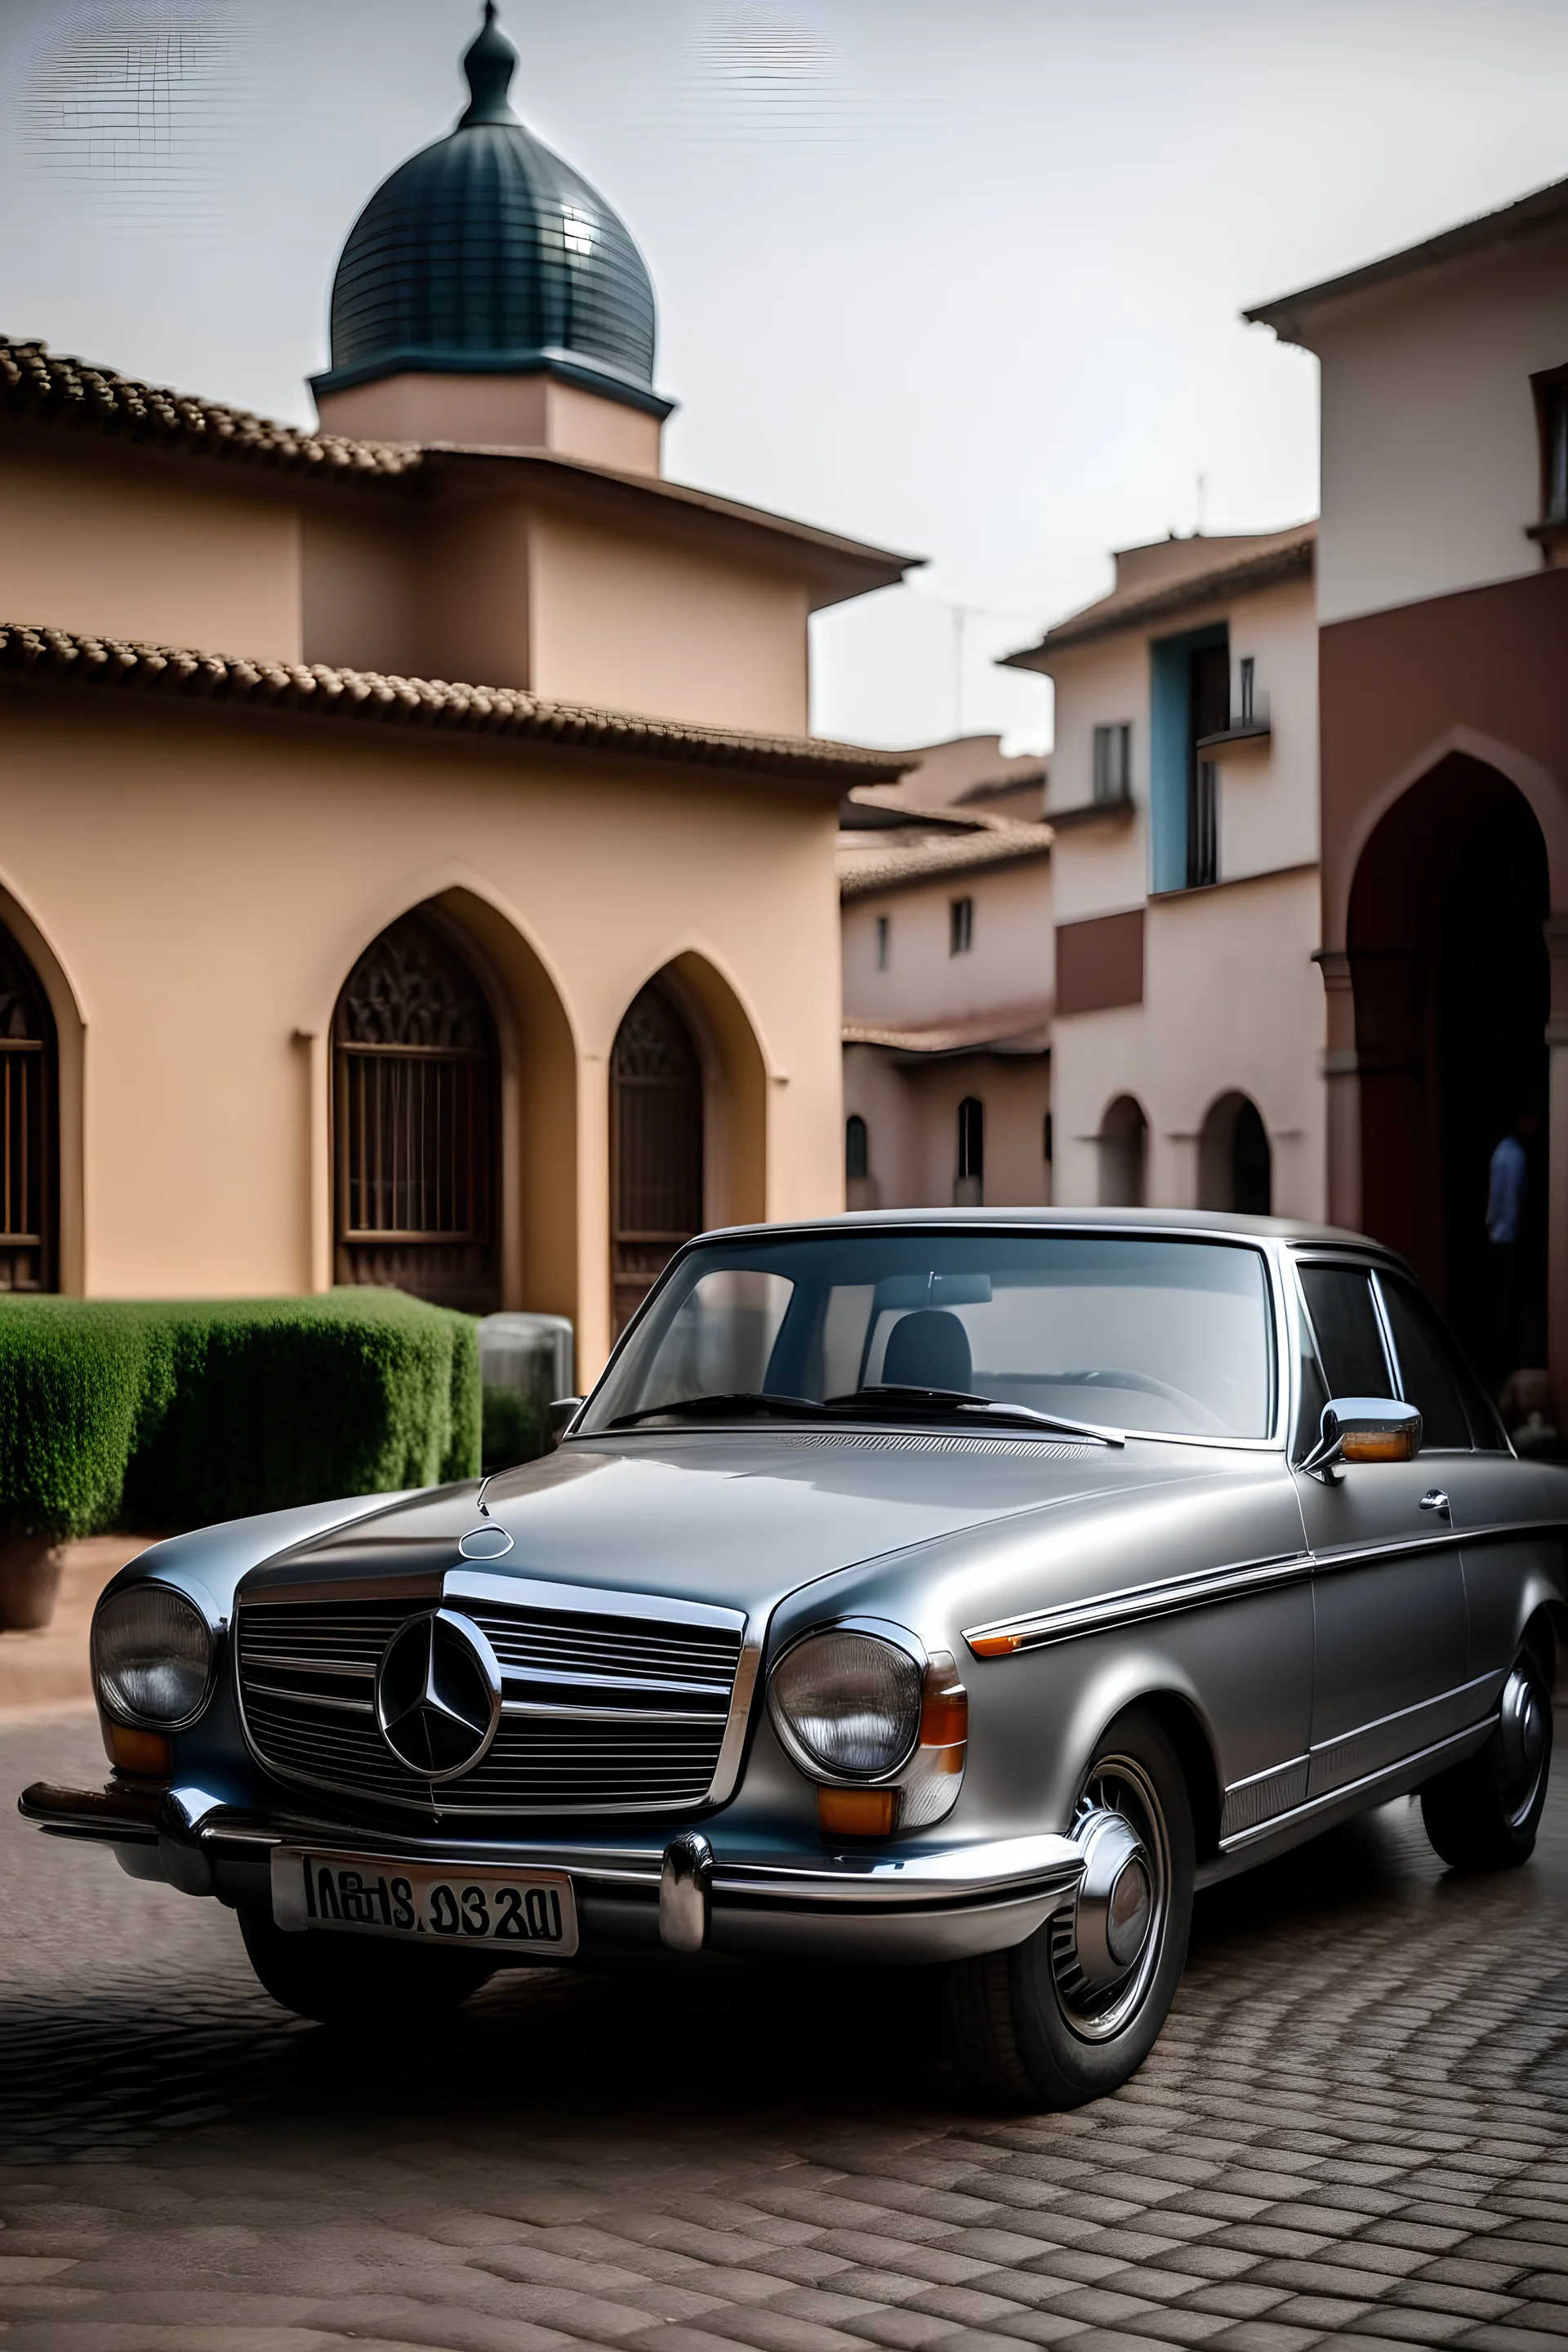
375;1609;503;1781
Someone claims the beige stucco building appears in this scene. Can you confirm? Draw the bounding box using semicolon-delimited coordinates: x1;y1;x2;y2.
1004;528;1323;1224
0;8;912;1380
838;739;1054;1211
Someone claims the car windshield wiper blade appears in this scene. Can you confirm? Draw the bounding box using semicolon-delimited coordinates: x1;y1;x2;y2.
606;1392;826;1430
825;1386;1121;1446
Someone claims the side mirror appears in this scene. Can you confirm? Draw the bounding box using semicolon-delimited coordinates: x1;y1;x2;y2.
546;1396;585;1450
1301;1396;1422;1479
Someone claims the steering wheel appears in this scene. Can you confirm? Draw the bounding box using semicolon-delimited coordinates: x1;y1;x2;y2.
1034;1369;1229;1436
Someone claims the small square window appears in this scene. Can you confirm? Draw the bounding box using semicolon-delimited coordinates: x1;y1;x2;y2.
875;913;889;970
1092;723;1130;804
950;897;973;956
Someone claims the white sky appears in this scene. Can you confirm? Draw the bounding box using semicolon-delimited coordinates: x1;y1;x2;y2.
5;0;1568;753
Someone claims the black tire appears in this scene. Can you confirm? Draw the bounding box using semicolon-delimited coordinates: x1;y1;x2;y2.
238;1907;495;2029
1420;1654;1552;1871
947;1705;1195;2110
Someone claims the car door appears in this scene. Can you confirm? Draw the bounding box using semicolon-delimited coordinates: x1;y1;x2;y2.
1290;1255;1470;1800
1377;1267;1548;1704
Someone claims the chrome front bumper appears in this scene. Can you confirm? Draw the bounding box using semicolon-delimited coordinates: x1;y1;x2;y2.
19;1780;1086;1965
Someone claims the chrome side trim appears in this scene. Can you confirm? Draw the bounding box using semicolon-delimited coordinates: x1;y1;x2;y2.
1218;1754;1309;1839
1219;1717;1495;1852
1307;1671;1495;1796
707;1618;764;1806
964;1550;1312;1657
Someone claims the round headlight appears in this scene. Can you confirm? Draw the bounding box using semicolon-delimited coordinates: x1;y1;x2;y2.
93;1585;214;1728
768;1627;922;1780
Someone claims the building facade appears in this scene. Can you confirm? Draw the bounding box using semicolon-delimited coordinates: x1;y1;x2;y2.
0;8;912;1379
1004;528;1324;1223
1248;179;1568;1410
838;739;1054;1210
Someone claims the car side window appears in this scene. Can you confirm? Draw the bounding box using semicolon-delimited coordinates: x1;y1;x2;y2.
1378;1272;1504;1451
1296;1263;1392;1400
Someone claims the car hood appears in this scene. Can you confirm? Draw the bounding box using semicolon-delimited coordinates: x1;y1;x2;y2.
243;1430;1232;1622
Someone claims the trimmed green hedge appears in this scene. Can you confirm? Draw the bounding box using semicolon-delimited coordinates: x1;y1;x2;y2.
0;1290;479;1539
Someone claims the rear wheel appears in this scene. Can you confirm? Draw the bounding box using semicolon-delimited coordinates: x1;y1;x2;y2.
238;1908;495;2029
947;1706;1194;2109
1420;1655;1552;1870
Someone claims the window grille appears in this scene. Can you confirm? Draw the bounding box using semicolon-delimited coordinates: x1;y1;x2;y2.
612;982;703;1335
334;915;498;1310
0;927;56;1294
1187;761;1218;889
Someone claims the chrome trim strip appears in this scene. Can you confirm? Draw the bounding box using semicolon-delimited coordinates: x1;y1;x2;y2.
707;1618;764;1806
244;1683;375;1715
238;1655;377;1678
444;1568;747;1634
709;1830;1085;1912
1308;1671;1494;1760
1218;1753;1310;1839
1226;1750;1310;1793
964;1550;1312;1656
499;1698;726;1725
239;1577;442;1610
1219;1717;1495;1851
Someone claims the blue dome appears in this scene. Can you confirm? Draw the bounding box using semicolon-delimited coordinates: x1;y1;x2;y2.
314;5;668;417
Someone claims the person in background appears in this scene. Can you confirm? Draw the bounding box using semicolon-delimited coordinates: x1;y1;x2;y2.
1486;1107;1536;1381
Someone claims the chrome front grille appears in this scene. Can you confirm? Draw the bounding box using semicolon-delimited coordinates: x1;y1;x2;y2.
236;1589;746;1817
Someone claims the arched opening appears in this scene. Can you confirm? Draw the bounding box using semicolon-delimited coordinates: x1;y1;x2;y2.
845;1114;869;1183
0;920;57;1292
1098;1094;1147;1207
611;979;703;1334
1348;753;1549;1387
1199;1091;1272;1215
332;911;501;1311
955;1096;984;1205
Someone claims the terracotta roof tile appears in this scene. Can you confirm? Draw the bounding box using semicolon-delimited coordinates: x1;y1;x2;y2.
1004;522;1316;664
0;621;906;785
0;338;418;476
838;820;1054;899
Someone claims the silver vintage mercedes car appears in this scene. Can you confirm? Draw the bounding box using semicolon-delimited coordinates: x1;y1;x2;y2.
21;1210;1564;2109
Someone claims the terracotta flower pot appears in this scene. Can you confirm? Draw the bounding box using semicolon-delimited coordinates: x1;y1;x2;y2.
0;1535;68;1633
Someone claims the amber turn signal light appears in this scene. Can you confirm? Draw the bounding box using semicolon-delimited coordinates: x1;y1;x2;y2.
102;1722;173;1778
817;1785;896;1837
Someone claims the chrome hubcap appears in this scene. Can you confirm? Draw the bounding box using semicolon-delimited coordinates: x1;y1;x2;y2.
1052;1756;1169;2042
1498;1664;1549;1828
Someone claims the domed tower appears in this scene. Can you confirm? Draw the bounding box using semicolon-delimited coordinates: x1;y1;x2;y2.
311;3;672;473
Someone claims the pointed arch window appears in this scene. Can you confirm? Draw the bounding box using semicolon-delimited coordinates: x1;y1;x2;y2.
0;924;56;1293
612;982;702;1334
333;913;499;1310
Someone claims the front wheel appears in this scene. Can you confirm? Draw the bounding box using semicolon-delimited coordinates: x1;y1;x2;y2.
238;1908;495;2029
947;1705;1194;2109
1420;1655;1552;1870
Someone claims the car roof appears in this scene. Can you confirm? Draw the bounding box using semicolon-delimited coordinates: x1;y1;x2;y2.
697;1205;1390;1254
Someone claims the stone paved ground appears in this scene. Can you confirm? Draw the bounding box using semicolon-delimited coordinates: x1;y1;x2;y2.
2;1711;1566;2352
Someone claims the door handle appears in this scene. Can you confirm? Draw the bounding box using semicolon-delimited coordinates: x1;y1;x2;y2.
1419;1489;1450;1517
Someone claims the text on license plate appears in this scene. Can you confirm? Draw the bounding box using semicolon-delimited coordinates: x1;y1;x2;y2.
270;1848;578;1955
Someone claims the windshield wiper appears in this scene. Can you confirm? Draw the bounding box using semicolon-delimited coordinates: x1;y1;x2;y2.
824;1386;1121;1446
606;1392;826;1431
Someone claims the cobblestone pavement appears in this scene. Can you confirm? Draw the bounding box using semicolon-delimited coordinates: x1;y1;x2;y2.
2;1713;1566;2352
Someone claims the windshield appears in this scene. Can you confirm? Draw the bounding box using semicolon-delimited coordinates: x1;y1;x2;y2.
580;1229;1276;1441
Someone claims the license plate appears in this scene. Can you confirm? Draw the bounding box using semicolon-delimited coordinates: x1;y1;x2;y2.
270;1847;578;1956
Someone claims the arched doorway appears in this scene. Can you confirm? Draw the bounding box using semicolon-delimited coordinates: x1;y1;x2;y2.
1348;755;1548;1387
1098;1094;1147;1207
1199;1092;1272;1215
611;981;703;1334
0;920;56;1292
333;911;501;1311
